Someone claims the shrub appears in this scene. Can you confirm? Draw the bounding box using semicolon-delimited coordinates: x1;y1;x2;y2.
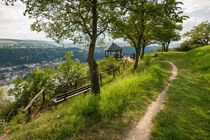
98;55;118;73
176;40;191;51
0;88;13;123
57;52;87;85
176;40;205;51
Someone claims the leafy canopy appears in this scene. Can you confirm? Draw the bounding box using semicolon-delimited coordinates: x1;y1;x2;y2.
184;20;210;45
21;0;115;45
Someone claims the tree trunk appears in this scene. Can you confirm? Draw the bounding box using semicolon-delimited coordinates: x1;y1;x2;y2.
140;46;145;60
134;47;141;70
165;41;170;52
87;0;100;94
87;54;100;94
162;43;166;52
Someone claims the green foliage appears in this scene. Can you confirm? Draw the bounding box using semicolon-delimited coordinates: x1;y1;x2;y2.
0;88;8;113
110;0;186;68
21;0;114;45
184;20;210;46
152;45;210;140
177;21;210;51
2;60;171;139
20;0;119;94
0;52;86;122
10;68;54;105
177;40;205;51
98;55;118;73
175;40;194;51
57;52;87;85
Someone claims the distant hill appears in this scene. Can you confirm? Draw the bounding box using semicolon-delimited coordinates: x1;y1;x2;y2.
0;38;163;67
0;38;58;48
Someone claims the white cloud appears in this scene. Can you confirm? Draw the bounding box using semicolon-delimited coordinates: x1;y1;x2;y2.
177;0;210;35
181;0;210;13
0;1;49;40
0;1;209;41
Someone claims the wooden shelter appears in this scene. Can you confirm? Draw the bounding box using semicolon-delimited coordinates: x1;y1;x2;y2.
104;43;123;59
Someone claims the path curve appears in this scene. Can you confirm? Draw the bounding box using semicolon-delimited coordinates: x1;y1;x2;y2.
124;61;177;140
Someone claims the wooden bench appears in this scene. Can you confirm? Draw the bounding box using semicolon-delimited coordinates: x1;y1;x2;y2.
52;84;91;104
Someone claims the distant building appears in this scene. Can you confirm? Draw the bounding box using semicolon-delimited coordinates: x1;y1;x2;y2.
104;43;123;59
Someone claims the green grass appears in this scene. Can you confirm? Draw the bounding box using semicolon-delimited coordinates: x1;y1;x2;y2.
1;59;171;140
151;45;210;140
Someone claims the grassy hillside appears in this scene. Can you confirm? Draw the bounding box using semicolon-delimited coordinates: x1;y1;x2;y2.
1;58;171;139
1;45;209;140
152;45;210;140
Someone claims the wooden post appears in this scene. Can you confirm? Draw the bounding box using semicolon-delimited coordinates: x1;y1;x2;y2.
100;74;102;86
75;81;77;89
28;107;31;121
123;62;125;70
42;91;45;104
88;76;90;83
64;94;67;101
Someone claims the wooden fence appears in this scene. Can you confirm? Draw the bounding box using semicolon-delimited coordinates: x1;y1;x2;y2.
22;59;128;120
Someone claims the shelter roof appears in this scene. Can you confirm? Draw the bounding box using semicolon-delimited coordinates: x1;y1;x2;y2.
104;43;123;51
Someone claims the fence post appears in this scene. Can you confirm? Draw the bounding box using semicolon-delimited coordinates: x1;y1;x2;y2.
64;94;67;101
28;107;31;121
42;91;45;104
88;76;90;84
100;74;102;86
75;81;78;89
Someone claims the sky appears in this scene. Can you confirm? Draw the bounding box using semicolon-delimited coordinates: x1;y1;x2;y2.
0;0;210;42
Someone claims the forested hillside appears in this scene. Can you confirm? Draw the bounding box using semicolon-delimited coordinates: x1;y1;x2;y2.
0;44;160;67
0;47;88;67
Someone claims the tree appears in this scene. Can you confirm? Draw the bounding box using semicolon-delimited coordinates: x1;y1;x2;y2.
110;0;185;69
140;24;154;60
152;0;188;52
20;0;116;94
57;52;87;86
153;19;182;52
110;0;161;69
184;21;210;46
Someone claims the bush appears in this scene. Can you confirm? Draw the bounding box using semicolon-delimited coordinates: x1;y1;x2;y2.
176;40;192;51
176;40;205;51
0;88;13;123
98;55;118;73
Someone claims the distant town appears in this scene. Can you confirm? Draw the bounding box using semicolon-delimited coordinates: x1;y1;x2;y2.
0;58;63;85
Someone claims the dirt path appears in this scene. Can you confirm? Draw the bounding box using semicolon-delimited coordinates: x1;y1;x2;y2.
124;61;177;140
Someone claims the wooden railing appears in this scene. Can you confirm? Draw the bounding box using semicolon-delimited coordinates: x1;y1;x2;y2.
22;59;128;120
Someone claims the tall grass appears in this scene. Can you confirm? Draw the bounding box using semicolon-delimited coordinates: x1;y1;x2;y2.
152;45;210;140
